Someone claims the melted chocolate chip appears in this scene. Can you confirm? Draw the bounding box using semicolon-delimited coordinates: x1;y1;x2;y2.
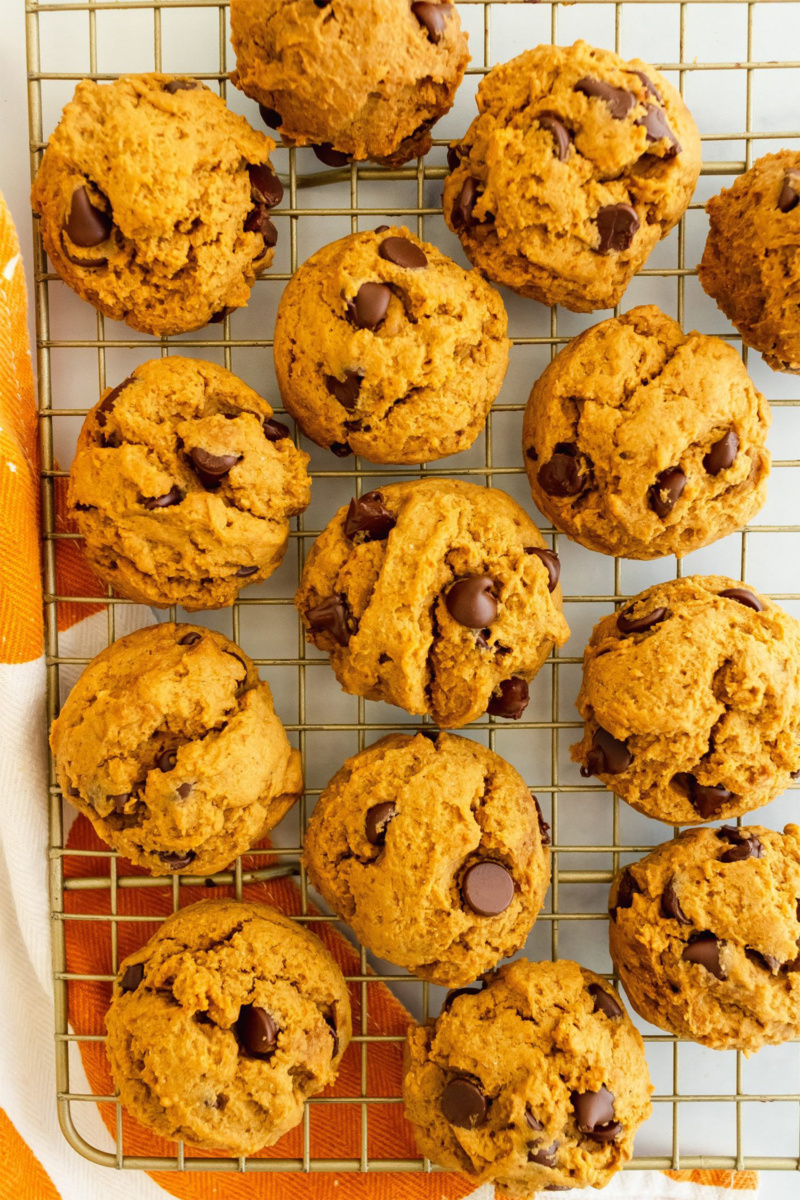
452;177;481;229
109;793;132;813
632;70;662;101
617;605;668;634
120;963;144;992
525;1107;545;1131
661;877;691;924
411;1;452;43
648;466;686;518
306;594;356;646
596;203;640;252
529;1143;558;1167
746;948;780;973
610;867;641;920
717;826;763;862
441;986;482;1014
704;431;739;476
533;795;550;847
365;801;397;847
446;145;461;171
347;282;391;330
588;983;623;1018
487;676;529;720
325;370;363;410
236;1005;278;1059
158;850;196;870
636;105;681;156
778;172;800;214
244;204;278;246
259;105;282;130
461;860;514;917
141;485;183;510
263;417;290;442
176;782;193;799
445;576;498;629
236;565;258;577
672;772;733;819
189;447;241;489
164;78;200;93
719;587;763;612
378;236;428;269
330;441;353;458
157;749;177;773
441;1076;487;1128
683;931;726;980
325;1009;340;1058
571;1085;618;1139
65;186;112;248
313;143;352;168
63;246;107;268
95;377;133;427
529;547;560;592
344;491;396;542
575;77;635;119
248;162;283;210
209;307;235;325
538;443;588;497
580;727;632;777
537;112;571;161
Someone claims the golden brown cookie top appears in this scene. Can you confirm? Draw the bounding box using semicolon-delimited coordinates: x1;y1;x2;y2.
571;575;800;825
403;957;652;1194
68;357;310;610
295;479;570;728
230;0;469;164
609;825;800;1052
303;732;550;987
443;41;701;311
523;305;771;559
105;900;351;1153
49;623;303;875
31;74;279;335
273;226;509;464
698;150;800;373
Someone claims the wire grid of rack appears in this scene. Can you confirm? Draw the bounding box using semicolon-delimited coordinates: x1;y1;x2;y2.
23;0;800;1182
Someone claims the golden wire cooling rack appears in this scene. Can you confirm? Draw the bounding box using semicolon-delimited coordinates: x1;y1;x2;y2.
25;0;800;1181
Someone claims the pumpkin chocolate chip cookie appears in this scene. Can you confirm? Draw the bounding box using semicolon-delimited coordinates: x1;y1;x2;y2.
403;958;652;1194
31;74;280;335
303;732;550;987
609;825;800;1052
572;576;800;825
50;624;303;876
106;900;351;1152
698;151;800;374
295;480;570;728
230;0;469;166
273;226;509;463
443;41;701;311
68;357;310;610
523;306;771;559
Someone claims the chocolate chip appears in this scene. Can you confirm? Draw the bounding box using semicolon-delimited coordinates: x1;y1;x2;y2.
236;565;258;579
673;772;733;818
461;860;514;917
325;1007;340;1057
248;162;283;209
746;948;780;973
529;547;560;592
446;145;461;171
378;236;428;269
244;204;278;246
411;1;451;42
63;246;107;268
96;377;133;427
330;441;353;457
719;587;763;612
538;112;571;160
704;431;739;476
617;605;668;634
164;78;199;93
259;104;282;129
120;963;144;992
718;826;763;862
345;491;396;542
487;676;529;720
445;576;498;629
109;792;132;813
66;783;80;798
588;983;623;1018
571;1085;618;1139
525;1108;545;1132
575;77;635;119
533;795;550;846
528;1143;558;1167
537;443;588;498
325;370;363;410
347;282;391;330
632;70;662;101
683;932;726;980
214;1093;229;1111
526;446;538;461
648;466;685;518
441;1076;487;1128
307;593;356;646
209;307;235;324
636;106;681;156
142;485;183;510
596;203;640;252
157;749;177;773
158;850;196;869
441;986;482;1014
179;627;202;645
189;447;241;489
236;1005;278;1059
264;417;290;442
661;877;692;924
365;801;397;847
580;727;632;777
452;177;481;229
176;782;193;799
313;143;352;168
609;867;641;920
778;172;800;213
65;186;112;248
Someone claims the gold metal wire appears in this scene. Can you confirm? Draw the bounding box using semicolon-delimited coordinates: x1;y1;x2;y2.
25;0;800;1176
